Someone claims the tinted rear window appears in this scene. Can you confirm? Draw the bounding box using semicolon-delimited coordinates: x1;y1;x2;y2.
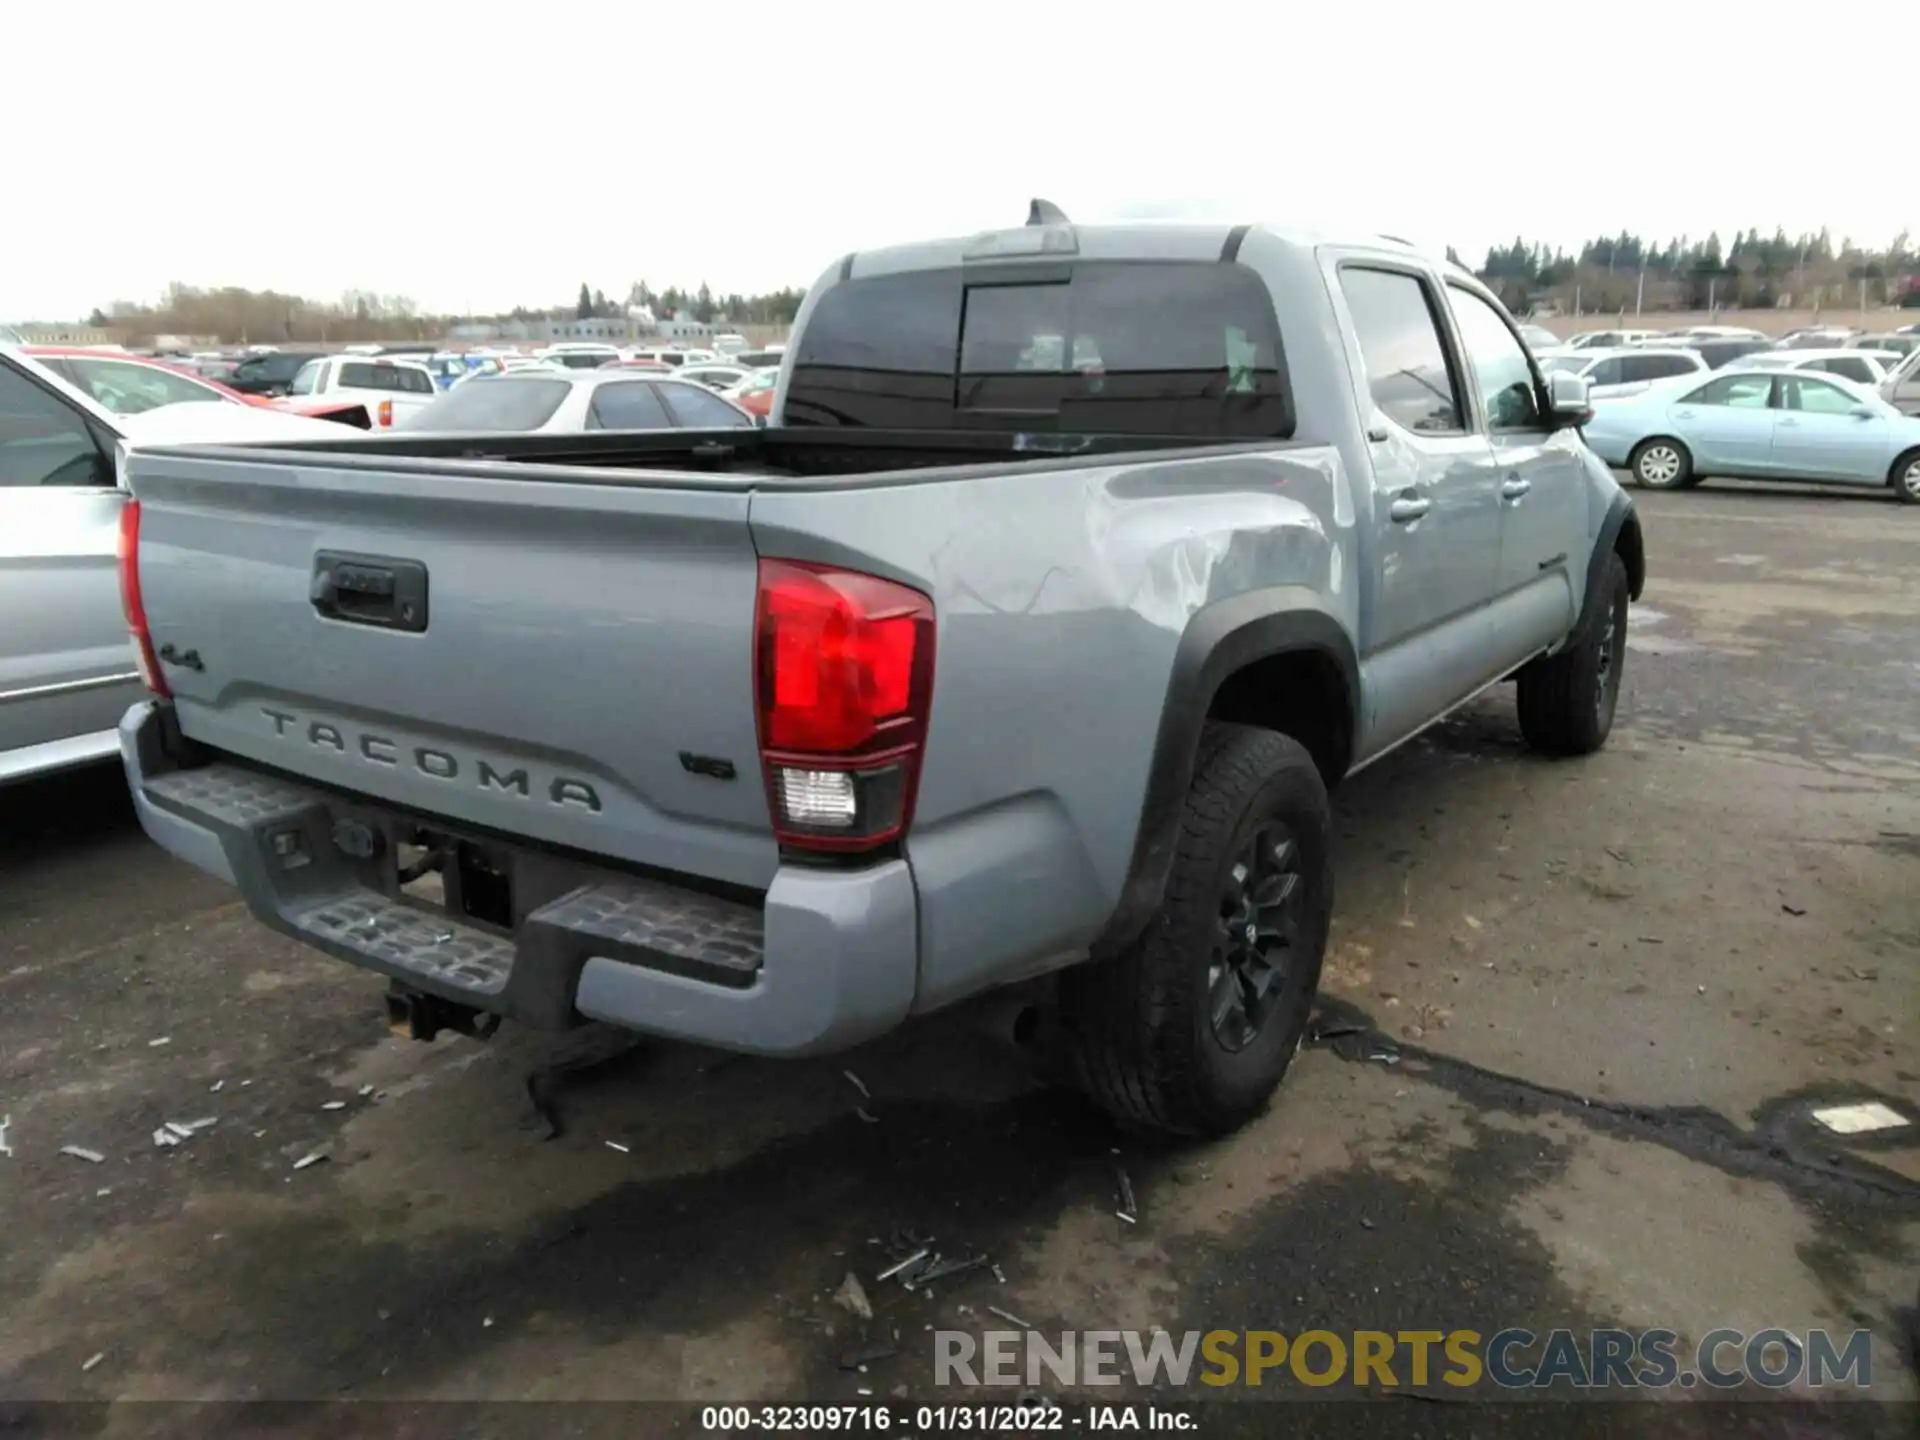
786;261;1293;437
550;352;614;370
339;362;435;394
410;378;570;431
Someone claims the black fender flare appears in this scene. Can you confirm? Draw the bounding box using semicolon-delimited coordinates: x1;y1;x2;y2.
1584;491;1646;628
1091;595;1359;958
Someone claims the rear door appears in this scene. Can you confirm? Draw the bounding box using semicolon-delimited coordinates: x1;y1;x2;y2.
0;356;137;779
1443;282;1586;662
1329;262;1503;746
1770;374;1888;483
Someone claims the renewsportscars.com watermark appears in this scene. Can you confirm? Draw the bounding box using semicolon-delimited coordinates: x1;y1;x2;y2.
934;1327;1874;1392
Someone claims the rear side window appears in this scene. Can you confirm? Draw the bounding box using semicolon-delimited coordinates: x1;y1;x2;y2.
339;362;435;394
1622;354;1697;382
786;261;1293;438
0;361;103;487
587;382;672;430
1584;357;1625;385
1337;267;1464;435
656;382;752;429
1815;357;1876;385
411;378;570;431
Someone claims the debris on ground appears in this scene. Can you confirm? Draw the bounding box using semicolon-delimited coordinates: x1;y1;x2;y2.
839;1339;898;1370
162;1122;196;1140
987;1305;1031;1329
876;1248;931;1284
81;1353;105;1373
1781;904;1806;917
1811;1102;1909;1136
1113;1158;1138;1222
209;1080;224;1093
59;1145;106;1165
0;1116;12;1158
152;1129;181;1149
833;1272;873;1321
855;1107;879;1124
147;1037;171;1048
181;1117;216;1132
843;1070;871;1100
291;1151;327;1171
916;1255;989;1285
321;1101;346;1112
358;1085;374;1098
605;1141;630;1154
95;1188;111;1198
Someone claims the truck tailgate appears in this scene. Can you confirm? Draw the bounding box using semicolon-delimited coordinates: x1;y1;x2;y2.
126;450;778;889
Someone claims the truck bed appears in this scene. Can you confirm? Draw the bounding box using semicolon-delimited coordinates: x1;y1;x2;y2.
152;424;1283;488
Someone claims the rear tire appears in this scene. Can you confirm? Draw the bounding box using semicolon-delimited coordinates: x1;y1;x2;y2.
1518;553;1629;757
1891;449;1920;505
1061;723;1332;1138
1629;438;1694;490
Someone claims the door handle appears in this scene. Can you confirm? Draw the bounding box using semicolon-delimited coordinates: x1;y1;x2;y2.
1675;409;1694;419
1501;475;1532;500
1388;494;1431;523
1777;418;1799;427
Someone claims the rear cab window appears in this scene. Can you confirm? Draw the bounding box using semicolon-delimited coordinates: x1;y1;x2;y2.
785;261;1293;438
338;362;435;395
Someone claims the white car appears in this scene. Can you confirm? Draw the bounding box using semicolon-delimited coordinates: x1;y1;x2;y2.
535;343;623;371
288;355;438;428
674;363;754;392
1539;346;1708;401
401;369;756;433
1563;328;1662;350
1719;349;1893;388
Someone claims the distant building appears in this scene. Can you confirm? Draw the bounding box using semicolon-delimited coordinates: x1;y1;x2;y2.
10;323;117;345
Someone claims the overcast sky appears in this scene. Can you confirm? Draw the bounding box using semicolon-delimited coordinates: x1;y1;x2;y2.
12;3;1914;320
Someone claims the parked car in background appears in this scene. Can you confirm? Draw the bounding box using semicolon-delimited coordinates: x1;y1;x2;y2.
1517;323;1559;351
224;349;329;397
535;343;623;371
26;346;371;427
1773;327;1861;351
711;332;749;357
1584;366;1920;500
288;356;438;429
731;347;786;369
1564;329;1661;350
1853;334;1920;359
0;347;365;785
720;366;777;419
1538;346;1707;400
1728;349;1894;387
675;364;753;392
1662;325;1768;343
1675;336;1775;370
401;370;755;433
626;347;721;368
1880;348;1920;415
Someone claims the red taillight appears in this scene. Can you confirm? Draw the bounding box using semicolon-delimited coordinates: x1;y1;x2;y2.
377;399;394;427
117;500;171;698
754;559;935;852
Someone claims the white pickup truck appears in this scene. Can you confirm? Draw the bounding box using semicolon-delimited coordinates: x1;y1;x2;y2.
288;356;438;429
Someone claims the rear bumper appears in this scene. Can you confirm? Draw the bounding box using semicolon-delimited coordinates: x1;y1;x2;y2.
118;702;917;1056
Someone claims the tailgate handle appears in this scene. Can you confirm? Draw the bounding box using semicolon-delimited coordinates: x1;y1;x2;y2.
311;551;429;633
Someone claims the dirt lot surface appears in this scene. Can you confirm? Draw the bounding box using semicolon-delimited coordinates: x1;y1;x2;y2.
2;484;1916;1437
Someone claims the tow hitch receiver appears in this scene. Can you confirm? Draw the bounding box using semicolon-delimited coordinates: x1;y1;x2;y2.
385;984;500;1043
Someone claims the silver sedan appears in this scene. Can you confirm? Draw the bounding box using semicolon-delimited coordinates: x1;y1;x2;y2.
403;370;756;433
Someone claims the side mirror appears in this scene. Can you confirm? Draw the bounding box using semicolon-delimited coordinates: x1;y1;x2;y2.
1546;371;1593;429
1850;406;1875;420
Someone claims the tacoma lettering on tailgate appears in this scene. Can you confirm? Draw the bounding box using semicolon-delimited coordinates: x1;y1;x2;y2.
260;707;602;811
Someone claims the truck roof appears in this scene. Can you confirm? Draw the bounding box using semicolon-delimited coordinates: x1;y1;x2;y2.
834;211;1466;284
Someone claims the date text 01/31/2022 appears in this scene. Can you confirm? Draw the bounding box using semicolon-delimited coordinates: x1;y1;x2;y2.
698;1404;1192;1431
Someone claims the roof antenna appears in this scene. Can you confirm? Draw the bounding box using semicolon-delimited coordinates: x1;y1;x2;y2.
1027;198;1070;227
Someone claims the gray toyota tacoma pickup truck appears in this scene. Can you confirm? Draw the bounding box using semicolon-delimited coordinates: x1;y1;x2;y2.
115;207;1644;1137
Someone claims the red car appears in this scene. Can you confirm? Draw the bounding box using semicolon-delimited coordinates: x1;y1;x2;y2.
22;347;371;427
723;368;777;419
